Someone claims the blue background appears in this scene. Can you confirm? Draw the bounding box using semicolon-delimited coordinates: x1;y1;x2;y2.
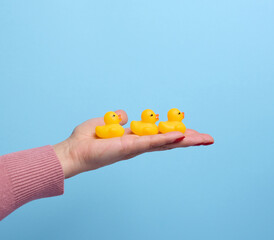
0;1;274;239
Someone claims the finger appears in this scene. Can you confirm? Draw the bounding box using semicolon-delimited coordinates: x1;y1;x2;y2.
165;133;214;148
185;129;200;135
125;128;199;137
126;131;185;155
200;133;215;145
74;110;128;135
185;129;214;143
124;128;132;135
147;129;206;151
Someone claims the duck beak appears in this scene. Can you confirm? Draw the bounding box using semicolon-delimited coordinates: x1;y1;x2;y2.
156;114;159;120
118;114;122;120
182;112;185;119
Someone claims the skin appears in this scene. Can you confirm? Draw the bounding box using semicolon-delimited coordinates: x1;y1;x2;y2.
53;110;214;179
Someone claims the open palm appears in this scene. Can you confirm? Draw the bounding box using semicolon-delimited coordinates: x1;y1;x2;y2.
54;110;214;178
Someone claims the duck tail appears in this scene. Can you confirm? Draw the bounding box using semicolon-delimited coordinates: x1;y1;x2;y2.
130;121;139;135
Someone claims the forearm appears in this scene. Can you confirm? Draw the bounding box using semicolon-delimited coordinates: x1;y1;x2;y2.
0;146;64;221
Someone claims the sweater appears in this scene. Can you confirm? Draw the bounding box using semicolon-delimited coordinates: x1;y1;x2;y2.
0;145;64;221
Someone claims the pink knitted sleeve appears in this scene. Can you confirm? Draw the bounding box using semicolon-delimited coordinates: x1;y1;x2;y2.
0;145;64;221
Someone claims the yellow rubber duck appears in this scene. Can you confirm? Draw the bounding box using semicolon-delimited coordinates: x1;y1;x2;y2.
158;108;186;134
95;111;125;138
130;109;159;136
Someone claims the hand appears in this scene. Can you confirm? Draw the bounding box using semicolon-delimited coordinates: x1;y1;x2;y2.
53;110;214;178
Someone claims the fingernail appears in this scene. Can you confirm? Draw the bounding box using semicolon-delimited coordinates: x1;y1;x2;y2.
203;142;214;145
173;136;185;143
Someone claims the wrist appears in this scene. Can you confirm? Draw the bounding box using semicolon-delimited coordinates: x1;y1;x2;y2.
53;140;74;179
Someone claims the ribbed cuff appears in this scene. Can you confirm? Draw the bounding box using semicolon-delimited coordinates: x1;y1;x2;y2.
2;145;64;209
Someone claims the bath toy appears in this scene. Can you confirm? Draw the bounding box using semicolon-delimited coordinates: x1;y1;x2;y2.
95;111;125;138
130;109;159;136
158;108;186;134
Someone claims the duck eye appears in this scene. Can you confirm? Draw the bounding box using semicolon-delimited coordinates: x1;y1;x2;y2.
150;114;153;117
113;114;116;117
178;112;181;115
